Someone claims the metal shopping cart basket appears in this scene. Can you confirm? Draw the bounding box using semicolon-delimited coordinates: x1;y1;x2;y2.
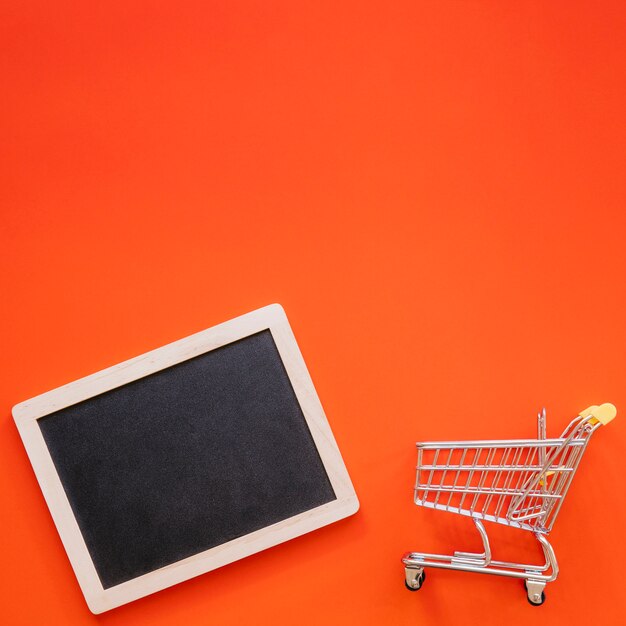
401;403;617;605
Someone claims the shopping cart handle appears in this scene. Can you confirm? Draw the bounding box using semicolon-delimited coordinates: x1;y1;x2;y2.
578;403;617;425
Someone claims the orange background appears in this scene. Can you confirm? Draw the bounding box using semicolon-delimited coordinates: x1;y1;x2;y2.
2;1;625;625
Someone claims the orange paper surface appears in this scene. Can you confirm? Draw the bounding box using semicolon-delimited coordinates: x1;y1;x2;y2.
1;2;625;625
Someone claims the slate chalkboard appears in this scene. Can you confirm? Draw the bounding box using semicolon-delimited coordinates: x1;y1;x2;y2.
14;305;358;612
39;330;337;589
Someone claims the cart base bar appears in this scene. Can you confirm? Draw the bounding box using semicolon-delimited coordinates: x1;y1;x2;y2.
401;519;558;606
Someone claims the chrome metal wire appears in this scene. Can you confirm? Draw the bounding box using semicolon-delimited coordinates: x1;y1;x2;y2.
413;412;599;533
403;406;614;603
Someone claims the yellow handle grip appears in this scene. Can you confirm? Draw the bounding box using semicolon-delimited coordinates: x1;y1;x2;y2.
579;403;617;425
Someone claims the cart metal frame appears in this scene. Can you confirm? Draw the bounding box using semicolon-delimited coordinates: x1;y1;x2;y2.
401;403;616;605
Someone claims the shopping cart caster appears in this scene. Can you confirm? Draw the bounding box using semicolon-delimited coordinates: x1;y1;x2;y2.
524;580;546;606
404;567;425;591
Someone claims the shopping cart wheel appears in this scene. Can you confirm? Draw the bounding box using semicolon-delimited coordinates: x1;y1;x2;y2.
524;580;546;606
404;568;425;591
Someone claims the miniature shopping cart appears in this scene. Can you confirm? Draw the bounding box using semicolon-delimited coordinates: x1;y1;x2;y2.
401;403;617;605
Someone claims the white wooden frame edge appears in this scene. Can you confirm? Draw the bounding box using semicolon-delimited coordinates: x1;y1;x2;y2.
13;303;359;613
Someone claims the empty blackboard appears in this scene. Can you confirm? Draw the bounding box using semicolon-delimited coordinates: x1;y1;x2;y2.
13;305;359;613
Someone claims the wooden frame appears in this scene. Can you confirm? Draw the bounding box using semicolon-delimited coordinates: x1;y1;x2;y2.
13;304;359;613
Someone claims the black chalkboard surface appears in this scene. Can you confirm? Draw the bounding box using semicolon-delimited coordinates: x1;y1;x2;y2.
14;305;358;612
39;330;336;589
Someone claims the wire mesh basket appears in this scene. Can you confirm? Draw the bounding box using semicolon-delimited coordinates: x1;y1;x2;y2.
401;403;617;605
